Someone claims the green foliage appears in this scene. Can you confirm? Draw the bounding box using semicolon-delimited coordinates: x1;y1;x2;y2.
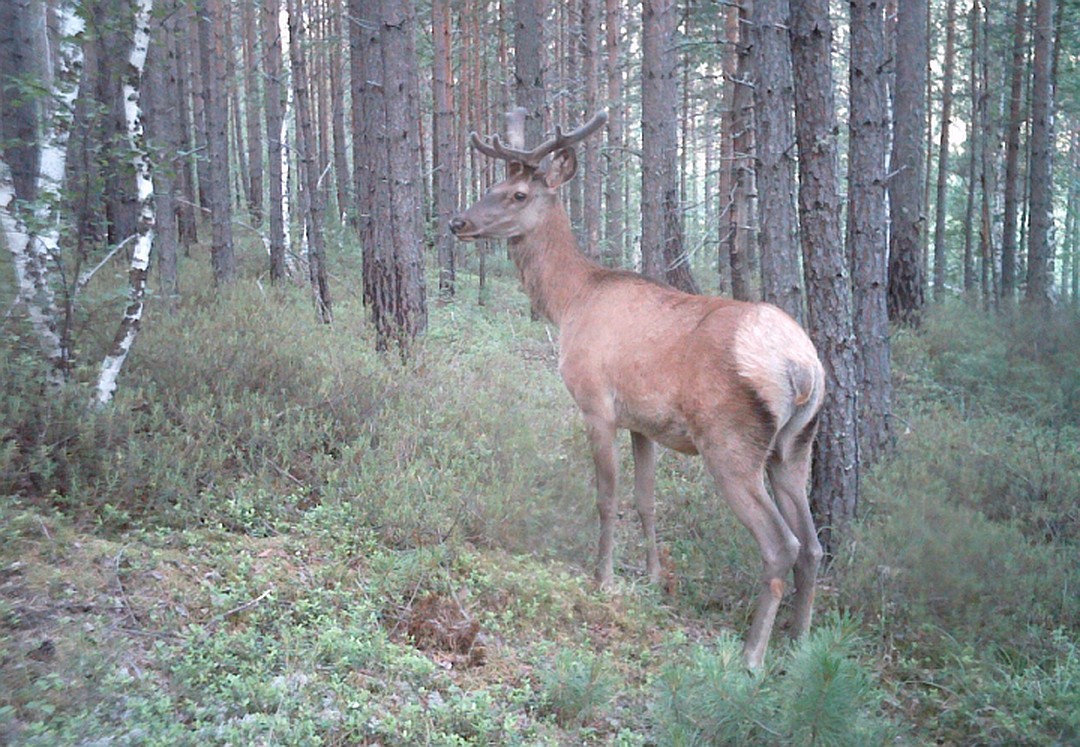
538;647;621;728
652;622;895;747
837;303;1080;745
2;259;1078;745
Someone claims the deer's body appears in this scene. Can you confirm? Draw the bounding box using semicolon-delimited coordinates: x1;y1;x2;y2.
452;111;825;669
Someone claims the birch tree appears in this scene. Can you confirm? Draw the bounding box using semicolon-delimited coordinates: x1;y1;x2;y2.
0;3;85;381
95;0;156;405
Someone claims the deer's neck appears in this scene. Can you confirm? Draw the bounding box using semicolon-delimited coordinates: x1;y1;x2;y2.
509;205;596;327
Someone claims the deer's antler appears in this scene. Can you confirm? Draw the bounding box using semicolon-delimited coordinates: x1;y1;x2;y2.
470;110;608;168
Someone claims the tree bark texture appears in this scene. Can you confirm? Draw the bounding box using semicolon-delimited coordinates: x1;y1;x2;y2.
790;0;860;548
263;0;287;283
288;0;332;324
847;0;893;464
752;0;803;323
242;1;264;225
642;0;697;293
932;0;957;300
354;0;428;353
1026;0;1056;311
433;0;457;298
887;0;928;323
1001;0;1028;301
198;0;236;284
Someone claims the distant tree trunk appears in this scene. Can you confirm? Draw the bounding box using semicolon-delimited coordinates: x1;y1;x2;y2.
932;0;957;300
432;0;457;299
718;3;739;296
1026;0;1055;311
95;0;155;406
752;0;802;322
242;1;264;225
581;0;601;261
514;0;548;148
224;5;249;213
329;1;350;221
148;2;181;311
603;0;625;265
1001;0;1027;301
729;0;756;301
288;0;332;323
198;0;236;284
264;0;287;283
791;0;860;549
848;0;893;464
978;6;994;307
961;1;980;294
887;0;928;324
642;0;697;292
515;0;547;317
354;0;427;352
173;5;198;248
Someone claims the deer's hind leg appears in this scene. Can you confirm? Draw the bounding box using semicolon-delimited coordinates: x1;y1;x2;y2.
701;438;801;670
631;431;660;584
766;423;823;640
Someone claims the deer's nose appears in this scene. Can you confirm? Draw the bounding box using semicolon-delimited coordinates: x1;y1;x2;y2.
449;217;468;234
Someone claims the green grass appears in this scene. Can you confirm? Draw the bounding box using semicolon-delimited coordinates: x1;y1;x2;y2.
2;250;1078;744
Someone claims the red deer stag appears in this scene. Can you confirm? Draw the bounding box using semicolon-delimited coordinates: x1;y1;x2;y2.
450;109;825;669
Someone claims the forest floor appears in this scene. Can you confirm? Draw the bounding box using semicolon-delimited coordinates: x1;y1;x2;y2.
1;258;1078;745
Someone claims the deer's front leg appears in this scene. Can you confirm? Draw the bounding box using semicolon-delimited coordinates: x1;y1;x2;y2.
586;417;619;589
631;431;660;584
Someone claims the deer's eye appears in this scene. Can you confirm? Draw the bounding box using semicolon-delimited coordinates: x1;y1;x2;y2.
513;192;528;202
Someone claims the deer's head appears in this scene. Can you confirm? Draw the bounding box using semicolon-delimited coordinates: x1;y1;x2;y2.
450;110;606;241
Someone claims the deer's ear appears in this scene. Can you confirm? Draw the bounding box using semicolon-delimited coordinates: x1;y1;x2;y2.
544;148;577;188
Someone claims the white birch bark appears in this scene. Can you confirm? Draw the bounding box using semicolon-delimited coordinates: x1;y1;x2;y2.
279;6;295;271
94;0;156;406
0;4;85;377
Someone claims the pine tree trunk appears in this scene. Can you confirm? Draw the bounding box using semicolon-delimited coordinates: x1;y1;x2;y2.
1026;0;1056;311
604;0;624;265
198;0;236;284
288;0;332;323
173;6;199;248
264;0;287;283
791;0;860;549
148;2;181;311
1001;0;1027;301
642;0;697;292
242;1;264;225
962;1;980;294
729;0;756;302
932;0;958;300
887;0;928;324
432;0;457;298
752;0;802;322
329;0;350;222
848;0;893;464
354;0;427;352
514;0;548;148
581;0;601;262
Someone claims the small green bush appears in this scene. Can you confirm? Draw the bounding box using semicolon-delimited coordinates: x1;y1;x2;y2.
538;647;621;728
652;623;896;747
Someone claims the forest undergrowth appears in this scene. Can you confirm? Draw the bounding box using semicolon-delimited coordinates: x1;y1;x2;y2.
1;250;1078;745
